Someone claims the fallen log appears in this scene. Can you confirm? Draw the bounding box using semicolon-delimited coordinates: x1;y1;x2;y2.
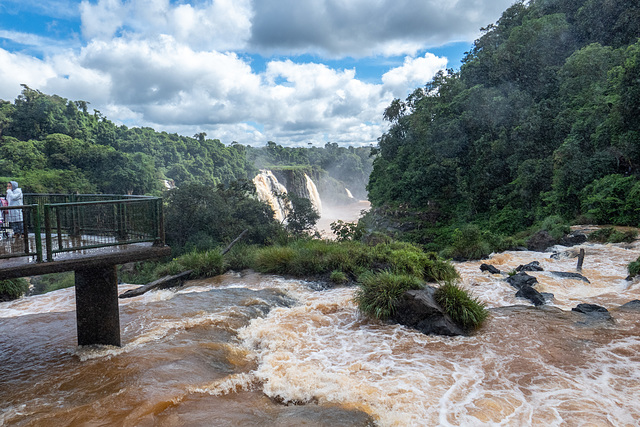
119;270;193;298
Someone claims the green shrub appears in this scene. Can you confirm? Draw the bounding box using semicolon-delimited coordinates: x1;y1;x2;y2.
329;270;349;284
223;244;258;271
30;272;75;294
434;281;488;330
629;256;640;277
442;225;492;260
118;261;160;285
354;271;424;320
250;239;458;285
154;249;224;279
589;227;637;243
253;245;297;274
540;215;570;240
0;278;29;300
424;258;459;283
581;174;640;225
330;220;365;241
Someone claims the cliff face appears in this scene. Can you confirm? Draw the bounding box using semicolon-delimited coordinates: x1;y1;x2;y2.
271;168;357;208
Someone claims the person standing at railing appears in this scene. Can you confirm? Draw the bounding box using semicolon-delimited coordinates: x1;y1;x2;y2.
6;181;23;240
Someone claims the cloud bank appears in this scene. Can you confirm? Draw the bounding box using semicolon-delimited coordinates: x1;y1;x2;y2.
0;0;515;146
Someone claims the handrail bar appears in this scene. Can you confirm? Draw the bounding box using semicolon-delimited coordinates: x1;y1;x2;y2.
1;194;165;264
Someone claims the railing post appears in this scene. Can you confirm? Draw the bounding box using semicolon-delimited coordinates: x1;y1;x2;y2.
20;206;28;252
70;193;81;237
56;207;64;252
44;205;54;262
34;204;43;263
116;202;127;241
154;198;165;246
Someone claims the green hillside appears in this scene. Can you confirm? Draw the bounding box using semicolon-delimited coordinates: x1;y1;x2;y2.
366;0;640;249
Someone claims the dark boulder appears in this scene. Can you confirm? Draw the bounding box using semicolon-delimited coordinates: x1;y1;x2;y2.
572;303;613;321
526;230;557;252
506;272;538;290
618;300;640;311
558;232;588;247
389;287;467;336
480;264;501;274
516;261;544;272
515;285;546;306
550;271;590;283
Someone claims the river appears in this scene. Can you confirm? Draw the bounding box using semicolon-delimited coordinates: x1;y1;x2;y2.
2;239;640;426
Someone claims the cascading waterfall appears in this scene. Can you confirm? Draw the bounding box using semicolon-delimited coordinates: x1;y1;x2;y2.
252;170;288;222
345;188;354;199
304;173;322;216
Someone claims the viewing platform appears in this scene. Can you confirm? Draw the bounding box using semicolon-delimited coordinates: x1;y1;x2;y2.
0;194;171;347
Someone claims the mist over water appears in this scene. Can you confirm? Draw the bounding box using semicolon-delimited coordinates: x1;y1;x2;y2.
2;240;640;426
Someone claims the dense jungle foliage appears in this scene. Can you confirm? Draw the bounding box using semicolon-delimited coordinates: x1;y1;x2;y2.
0;87;372;199
366;0;640;248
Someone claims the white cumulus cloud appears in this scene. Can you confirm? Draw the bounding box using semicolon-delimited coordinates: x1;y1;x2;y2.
382;53;448;98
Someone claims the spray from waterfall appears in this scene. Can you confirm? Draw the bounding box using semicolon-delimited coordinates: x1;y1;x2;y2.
252;170;288;222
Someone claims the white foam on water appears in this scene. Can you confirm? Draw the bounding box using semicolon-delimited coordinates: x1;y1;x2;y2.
188;372;259;396
0;286;77;317
237;244;640;426
77;308;247;361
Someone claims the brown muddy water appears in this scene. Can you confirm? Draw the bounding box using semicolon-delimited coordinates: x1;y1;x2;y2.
2;241;640;426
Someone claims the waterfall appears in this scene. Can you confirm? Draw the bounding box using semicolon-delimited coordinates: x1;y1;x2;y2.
252;170;288;222
304;174;322;216
345;188;355;199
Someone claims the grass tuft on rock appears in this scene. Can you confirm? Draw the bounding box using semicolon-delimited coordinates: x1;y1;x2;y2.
434;281;488;330
354;271;424;320
628;256;640;277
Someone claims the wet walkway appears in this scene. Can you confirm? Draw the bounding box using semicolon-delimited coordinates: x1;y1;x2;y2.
0;233;170;279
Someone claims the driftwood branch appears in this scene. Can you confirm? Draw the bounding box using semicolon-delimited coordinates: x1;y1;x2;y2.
221;229;248;255
118;229;248;299
119;270;193;299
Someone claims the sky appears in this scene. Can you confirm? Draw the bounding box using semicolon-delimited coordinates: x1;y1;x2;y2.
0;0;516;147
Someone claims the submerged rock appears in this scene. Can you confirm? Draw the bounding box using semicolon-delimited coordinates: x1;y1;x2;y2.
516;261;544;272
526;230;557;252
515;286;546;306
389;287;466;336
550;271;590;283
572;303;613;321
480;263;501;274
618;300;640;311
506;272;538;290
558;232;588;247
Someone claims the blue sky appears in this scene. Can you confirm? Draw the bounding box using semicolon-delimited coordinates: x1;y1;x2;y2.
0;0;516;147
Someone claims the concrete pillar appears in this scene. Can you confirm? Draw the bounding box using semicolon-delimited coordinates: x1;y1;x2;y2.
75;265;121;346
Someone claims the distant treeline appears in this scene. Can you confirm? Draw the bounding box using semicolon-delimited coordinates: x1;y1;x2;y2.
0;86;373;198
367;0;640;244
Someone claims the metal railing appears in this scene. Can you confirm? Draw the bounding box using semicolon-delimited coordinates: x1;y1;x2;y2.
0;194;164;262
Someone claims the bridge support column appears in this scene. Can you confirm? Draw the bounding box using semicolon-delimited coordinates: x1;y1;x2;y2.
75;265;121;346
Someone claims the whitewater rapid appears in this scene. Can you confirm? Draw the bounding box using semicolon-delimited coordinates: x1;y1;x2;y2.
2;241;640;426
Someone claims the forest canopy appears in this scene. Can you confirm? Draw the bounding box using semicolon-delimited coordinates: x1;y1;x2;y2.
0;86;372;198
366;0;640;243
